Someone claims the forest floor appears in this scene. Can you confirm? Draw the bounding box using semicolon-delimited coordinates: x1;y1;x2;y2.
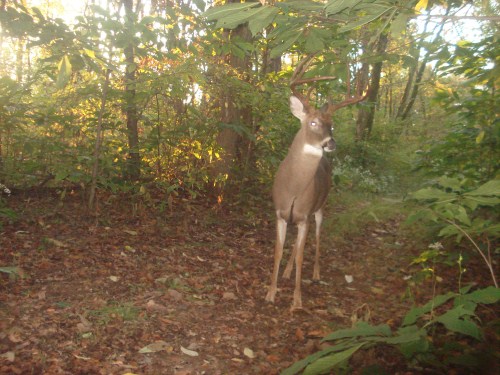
0;189;495;374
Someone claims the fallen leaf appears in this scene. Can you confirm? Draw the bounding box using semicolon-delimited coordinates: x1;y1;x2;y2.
76;314;92;333
125;245;136;252
146;300;169;313
345;275;354;283
1;351;15;362
109;276;119;282
370;287;384;295
222;292;237;300
180;346;199;357
243;347;256;359
295;328;305;341
123;230;138;235
266;354;280;363
45;238;67;247
167;289;183;301
37;290;46;300
139;340;172;354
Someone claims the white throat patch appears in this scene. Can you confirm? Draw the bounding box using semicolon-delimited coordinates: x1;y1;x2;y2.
302;144;323;157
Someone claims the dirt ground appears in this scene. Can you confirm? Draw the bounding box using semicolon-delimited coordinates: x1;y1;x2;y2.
0;190;494;374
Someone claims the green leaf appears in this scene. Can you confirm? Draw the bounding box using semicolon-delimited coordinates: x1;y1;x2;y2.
304;30;325;53
56;55;72;89
248;7;279;36
270;31;301;58
454;205;471;226
338;5;394;33
464;287;500;304
465;180;500;197
303;343;365;375
464;196;500;207
281;0;324;12
435;306;482;340
437;176;462;191
281;341;356;375
325;0;362;15
389;12;409;38
438;224;461;239
323;322;391;342
394;325;429;358
203;2;260;22
403;292;456;326
411;187;456;202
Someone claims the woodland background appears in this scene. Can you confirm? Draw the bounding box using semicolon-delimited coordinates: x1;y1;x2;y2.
0;0;499;374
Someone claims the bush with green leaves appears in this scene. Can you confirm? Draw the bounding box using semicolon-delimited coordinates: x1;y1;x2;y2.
408;177;499;287
283;285;500;375
332;155;395;194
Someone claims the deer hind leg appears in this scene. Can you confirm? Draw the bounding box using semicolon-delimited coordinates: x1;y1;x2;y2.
266;216;287;303
282;238;296;279
292;221;309;310
313;209;323;281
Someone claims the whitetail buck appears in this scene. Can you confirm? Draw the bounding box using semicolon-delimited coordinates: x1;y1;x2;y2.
265;56;368;309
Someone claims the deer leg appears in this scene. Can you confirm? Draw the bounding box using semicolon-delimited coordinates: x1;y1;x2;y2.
292;221;309;310
313;209;323;281
265;217;287;303
282;239;296;279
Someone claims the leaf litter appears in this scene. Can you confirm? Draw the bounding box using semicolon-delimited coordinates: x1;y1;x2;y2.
0;192;492;374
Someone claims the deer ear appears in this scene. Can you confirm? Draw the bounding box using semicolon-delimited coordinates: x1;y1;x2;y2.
290;96;307;121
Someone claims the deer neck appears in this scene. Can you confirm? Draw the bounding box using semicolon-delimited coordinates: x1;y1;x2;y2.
289;128;324;162
276;130;324;189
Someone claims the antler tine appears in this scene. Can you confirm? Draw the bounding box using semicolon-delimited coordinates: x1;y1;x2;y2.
290;54;316;103
327;62;369;113
290;54;337;104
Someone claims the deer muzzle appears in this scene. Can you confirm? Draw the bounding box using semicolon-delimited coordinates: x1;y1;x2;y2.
323;137;336;152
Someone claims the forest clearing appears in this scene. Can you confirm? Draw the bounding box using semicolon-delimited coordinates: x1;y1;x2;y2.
1;0;499;374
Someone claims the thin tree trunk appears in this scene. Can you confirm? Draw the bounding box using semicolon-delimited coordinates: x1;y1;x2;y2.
88;69;111;210
123;0;141;181
211;19;253;195
399;6;450;120
0;0;5;173
355;34;388;141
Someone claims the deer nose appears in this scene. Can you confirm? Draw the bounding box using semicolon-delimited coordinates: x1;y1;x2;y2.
323;137;336;152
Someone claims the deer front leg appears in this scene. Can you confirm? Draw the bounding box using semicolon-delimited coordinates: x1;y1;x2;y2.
313;210;323;281
292;221;309;310
266;217;287;303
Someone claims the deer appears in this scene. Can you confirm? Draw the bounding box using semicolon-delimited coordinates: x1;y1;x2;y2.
265;55;369;310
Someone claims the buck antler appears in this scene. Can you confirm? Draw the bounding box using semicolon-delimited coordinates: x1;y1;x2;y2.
327;61;369;113
290;54;337;104
290;55;369;112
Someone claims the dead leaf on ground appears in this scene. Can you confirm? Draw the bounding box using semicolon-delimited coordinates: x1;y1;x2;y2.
180;346;199;357
139;340;173;354
45;238;68;247
1;351;15;362
243;347;256;359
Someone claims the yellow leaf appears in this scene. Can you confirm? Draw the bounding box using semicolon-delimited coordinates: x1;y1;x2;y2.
476;130;485;144
415;0;428;12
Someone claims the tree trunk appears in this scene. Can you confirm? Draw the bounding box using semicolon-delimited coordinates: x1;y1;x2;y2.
355;34;388;141
398;6;449;120
88;69;111;211
211;20;253;195
123;0;141;181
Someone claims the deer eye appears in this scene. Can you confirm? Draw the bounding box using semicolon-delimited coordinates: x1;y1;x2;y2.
310;121;317;127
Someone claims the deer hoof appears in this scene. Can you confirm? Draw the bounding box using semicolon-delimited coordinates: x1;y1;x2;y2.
265;289;276;303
